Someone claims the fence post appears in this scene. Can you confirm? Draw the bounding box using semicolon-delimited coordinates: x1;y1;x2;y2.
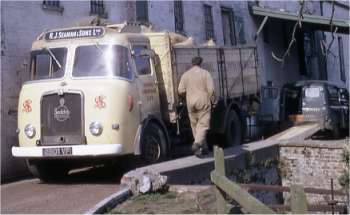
213;146;228;214
290;184;308;214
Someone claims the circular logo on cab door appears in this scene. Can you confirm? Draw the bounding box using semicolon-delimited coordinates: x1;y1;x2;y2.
54;98;71;122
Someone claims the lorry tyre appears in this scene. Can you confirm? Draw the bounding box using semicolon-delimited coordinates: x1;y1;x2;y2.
141;122;167;163
224;110;242;147
26;159;69;182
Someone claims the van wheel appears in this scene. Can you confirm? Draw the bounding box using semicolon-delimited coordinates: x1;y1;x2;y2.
26;159;69;182
224;110;242;147
332;125;340;139
141;122;167;164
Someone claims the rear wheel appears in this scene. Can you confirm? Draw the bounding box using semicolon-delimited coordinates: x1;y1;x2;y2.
26;159;70;182
141;122;168;164
224;110;242;147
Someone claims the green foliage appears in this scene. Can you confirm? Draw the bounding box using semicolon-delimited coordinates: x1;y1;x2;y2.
339;146;349;189
244;152;253;167
277;158;288;178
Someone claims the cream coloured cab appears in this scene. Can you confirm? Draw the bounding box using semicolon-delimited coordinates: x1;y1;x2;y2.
12;25;169;181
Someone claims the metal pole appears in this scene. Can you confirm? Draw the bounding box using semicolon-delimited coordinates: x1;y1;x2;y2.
331;178;334;215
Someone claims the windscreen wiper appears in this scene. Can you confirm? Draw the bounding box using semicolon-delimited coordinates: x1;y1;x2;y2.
45;47;62;69
94;43;105;55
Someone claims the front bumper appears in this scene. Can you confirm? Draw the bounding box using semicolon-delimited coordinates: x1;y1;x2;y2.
12;144;123;158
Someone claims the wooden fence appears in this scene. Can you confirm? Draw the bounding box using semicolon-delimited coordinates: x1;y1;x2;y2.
210;146;347;214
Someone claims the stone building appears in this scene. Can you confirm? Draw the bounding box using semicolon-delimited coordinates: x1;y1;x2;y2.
1;0;349;181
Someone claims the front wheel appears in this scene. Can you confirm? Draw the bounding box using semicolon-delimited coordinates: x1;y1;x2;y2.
26;159;70;182
224;110;242;147
140;122;168;164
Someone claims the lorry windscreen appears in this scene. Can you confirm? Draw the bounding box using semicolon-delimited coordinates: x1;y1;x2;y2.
72;45;132;79
30;48;67;80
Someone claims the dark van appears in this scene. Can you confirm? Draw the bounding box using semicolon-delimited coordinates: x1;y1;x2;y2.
298;81;349;137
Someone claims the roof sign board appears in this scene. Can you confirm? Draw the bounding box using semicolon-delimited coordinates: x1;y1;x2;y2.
45;27;105;41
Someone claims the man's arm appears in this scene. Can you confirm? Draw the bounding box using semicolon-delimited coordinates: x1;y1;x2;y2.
178;74;186;95
206;71;216;104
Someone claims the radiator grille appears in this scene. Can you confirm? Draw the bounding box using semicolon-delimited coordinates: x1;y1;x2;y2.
41;93;83;145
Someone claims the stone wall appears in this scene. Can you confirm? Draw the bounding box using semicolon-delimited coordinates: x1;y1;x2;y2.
279;140;348;204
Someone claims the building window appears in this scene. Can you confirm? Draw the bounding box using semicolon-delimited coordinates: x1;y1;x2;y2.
174;0;184;33
282;24;288;48
338;36;346;82
297;30;307;76
1;25;5;56
234;15;246;45
204;4;214;41
42;0;64;13
136;0;149;24
263;22;269;43
90;0;107;18
221;7;236;45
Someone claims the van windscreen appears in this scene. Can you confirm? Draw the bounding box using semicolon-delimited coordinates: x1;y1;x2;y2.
304;87;321;98
72;45;132;79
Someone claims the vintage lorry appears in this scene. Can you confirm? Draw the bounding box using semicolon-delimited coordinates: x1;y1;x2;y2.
13;21;347;181
12;22;261;181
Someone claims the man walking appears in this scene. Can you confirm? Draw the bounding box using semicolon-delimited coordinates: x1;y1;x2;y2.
178;56;215;157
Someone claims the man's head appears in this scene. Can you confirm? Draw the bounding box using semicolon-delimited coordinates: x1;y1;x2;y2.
192;56;203;66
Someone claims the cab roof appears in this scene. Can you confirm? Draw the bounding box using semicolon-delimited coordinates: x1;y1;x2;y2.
294;80;342;88
31;24;152;50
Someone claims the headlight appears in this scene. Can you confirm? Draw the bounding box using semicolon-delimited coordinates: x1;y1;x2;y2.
24;124;36;139
89;122;103;136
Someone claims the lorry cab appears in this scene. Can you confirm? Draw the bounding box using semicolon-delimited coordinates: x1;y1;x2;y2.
12;25;165;181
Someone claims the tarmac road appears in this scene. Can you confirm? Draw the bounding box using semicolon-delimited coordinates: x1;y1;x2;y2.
1;165;126;214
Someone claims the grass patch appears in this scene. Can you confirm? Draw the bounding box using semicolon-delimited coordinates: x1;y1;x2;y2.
109;188;216;214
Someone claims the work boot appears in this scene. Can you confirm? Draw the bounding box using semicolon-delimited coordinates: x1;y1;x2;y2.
191;143;201;152
194;146;209;158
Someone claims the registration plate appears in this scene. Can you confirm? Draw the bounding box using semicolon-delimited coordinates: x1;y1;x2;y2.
42;147;72;156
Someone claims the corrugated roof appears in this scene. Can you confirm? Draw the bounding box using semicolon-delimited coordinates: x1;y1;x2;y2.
252;6;349;34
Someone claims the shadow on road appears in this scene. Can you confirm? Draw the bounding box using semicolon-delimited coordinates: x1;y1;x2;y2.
39;156;147;185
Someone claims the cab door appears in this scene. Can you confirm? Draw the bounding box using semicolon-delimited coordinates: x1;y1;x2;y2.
259;86;281;122
132;44;161;120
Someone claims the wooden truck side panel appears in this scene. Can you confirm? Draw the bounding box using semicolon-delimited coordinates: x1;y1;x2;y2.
146;32;259;125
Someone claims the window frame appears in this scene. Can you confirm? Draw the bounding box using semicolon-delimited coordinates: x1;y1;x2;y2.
90;0;108;18
42;0;64;13
221;7;236;46
203;4;215;41
136;0;149;24
338;36;346;82
174;0;184;33
234;15;246;45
